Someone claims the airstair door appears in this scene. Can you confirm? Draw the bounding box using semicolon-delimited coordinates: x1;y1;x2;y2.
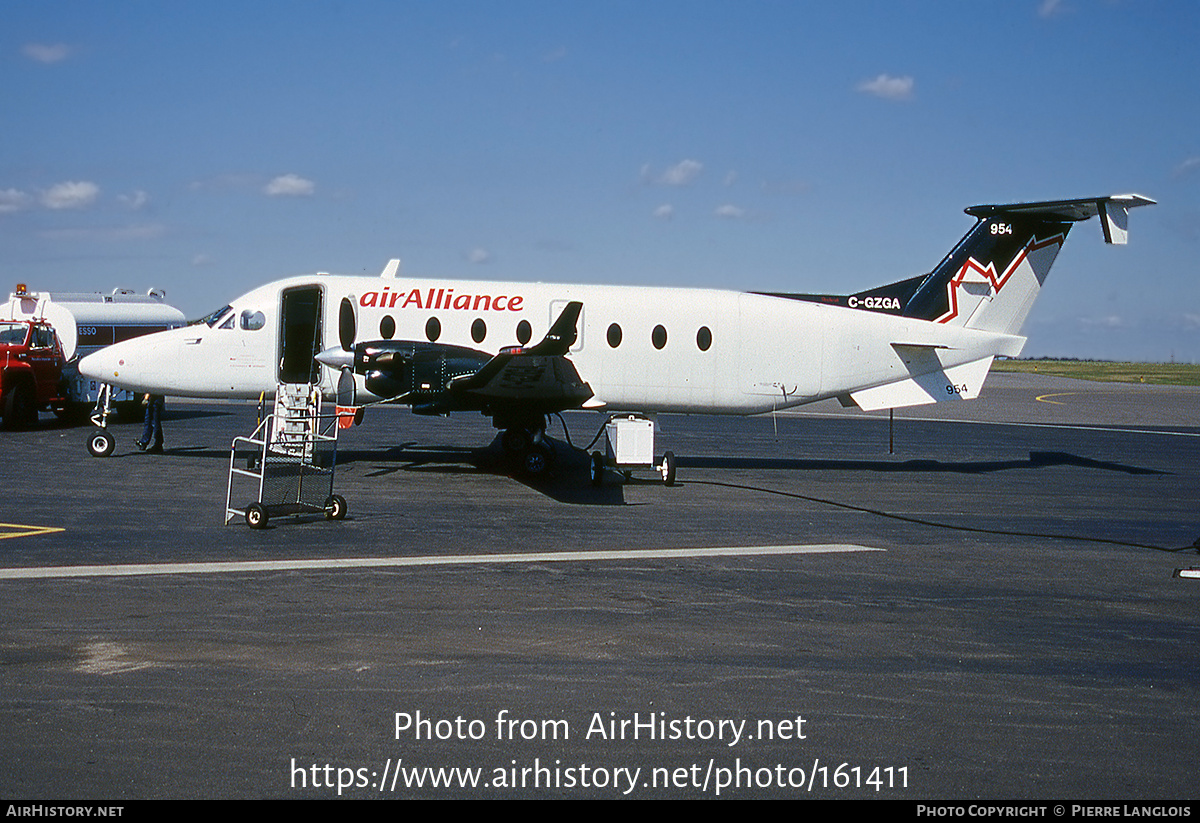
278;285;323;385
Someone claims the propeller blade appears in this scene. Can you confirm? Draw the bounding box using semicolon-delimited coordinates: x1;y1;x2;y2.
339;296;356;352
337;365;356;408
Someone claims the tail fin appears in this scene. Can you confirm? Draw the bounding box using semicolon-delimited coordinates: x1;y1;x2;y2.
898;194;1154;335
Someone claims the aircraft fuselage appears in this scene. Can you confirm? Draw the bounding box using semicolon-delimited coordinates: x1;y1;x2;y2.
79;273;1021;415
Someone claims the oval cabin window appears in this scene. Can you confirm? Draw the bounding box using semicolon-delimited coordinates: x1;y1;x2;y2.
607;323;622;348
696;326;712;351
425;316;441;342
652;324;667;350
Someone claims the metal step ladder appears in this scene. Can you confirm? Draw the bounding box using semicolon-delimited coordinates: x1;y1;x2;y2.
225;381;346;528
272;382;320;458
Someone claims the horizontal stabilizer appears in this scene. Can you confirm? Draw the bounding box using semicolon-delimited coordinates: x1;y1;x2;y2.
849;357;994;412
965;194;1154;244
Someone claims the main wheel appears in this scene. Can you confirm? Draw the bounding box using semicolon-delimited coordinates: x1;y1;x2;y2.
245;502;269;529
86;429;115;458
324;494;348;520
523;446;551;475
590;451;605;487
660;451;677;486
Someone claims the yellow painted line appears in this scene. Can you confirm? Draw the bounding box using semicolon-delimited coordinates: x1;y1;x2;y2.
1034;392;1079;405
0;523;66;541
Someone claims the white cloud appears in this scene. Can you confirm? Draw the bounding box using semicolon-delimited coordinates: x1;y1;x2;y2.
1038;0;1068;18
856;73;915;101
0;188;33;214
118;190;150;210
653;204;675;220
263;174;315;197
1078;314;1128;329
466;248;491;264
40;181;100;210
659;159;703;186
22;43;72;64
1173;157;1200;177
714;204;746;219
39;223;166;242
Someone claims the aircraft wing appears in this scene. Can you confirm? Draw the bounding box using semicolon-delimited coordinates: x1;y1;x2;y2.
448;348;593;406
447;301;593;408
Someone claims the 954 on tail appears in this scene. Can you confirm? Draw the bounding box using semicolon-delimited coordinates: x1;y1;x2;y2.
78;194;1153;479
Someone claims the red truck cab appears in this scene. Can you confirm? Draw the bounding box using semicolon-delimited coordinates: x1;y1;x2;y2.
1;319;67;429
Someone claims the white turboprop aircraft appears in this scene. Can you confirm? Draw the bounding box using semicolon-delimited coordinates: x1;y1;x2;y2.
79;194;1153;482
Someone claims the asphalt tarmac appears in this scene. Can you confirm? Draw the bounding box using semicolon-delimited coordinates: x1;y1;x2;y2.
1;373;1197;799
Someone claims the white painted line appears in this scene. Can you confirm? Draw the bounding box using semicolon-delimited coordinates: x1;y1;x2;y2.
0;544;883;580
784;409;1200;438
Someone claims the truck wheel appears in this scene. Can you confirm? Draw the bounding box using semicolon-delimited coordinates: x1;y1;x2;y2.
245;503;269;529
2;384;36;430
54;402;89;424
86;429;115;457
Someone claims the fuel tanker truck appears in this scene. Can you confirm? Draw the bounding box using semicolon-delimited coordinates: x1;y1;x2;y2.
1;283;186;428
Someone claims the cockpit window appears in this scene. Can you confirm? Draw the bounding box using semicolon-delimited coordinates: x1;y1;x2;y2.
219;313;236;329
199;305;233;327
240;310;266;331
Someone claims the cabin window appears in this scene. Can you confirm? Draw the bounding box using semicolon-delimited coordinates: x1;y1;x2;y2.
652;324;667;350
425;316;441;342
696;326;712;351
380;316;395;339
607;323;622;348
240;310;266;331
516;319;532;345
471;318;487;344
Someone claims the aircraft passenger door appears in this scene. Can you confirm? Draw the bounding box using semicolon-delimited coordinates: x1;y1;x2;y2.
278;285;324;385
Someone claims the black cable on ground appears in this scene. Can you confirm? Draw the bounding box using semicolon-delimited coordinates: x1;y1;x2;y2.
687;478;1200;555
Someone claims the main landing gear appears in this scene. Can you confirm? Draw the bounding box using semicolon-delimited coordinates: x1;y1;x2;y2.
500;424;557;476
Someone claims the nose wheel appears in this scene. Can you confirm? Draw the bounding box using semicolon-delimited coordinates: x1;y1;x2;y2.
87;428;115;458
86;383;117;457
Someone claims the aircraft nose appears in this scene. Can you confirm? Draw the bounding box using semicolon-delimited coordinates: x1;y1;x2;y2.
78;347;118;382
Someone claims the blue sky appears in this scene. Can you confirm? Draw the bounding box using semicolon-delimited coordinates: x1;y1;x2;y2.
4;0;1198;361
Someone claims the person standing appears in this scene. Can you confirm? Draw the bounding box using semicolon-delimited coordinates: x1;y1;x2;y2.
136;393;164;453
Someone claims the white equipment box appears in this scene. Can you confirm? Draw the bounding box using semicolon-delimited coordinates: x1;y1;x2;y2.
605;415;655;467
